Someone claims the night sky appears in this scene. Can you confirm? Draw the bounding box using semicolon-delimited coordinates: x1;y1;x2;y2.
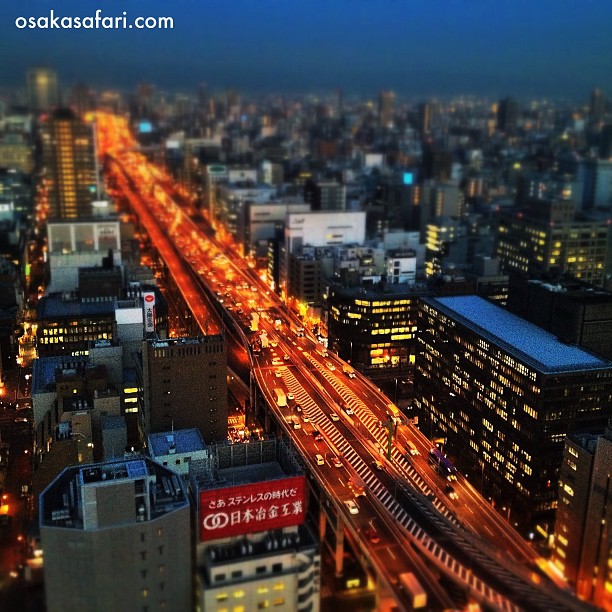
1;0;611;99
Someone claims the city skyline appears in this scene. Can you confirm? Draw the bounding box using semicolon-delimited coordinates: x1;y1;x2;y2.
0;0;612;99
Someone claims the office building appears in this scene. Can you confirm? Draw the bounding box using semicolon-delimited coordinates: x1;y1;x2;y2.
191;439;320;612
46;218;123;293
496;198;611;287
378;90;395;129
497;97;519;135
507;277;612;359
328;284;427;373
413;296;612;535
40;457;192;612
552;428;612;609
140;335;228;444
288;250;324;306
27;66;59;112
304;180;346;211
282;211;366;297
241;200;309;262
216;180;276;245
36;294;117;358
42;108;99;220
589;88;605;126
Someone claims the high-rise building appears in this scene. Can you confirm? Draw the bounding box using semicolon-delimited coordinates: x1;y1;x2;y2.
506;276;612;359
419;101;436;135
413;295;612;536
496;198;611;286
27;66;59;112
42;109;99;220
496;97;519;135
40;457;192;612
552;428;612;609
140;335;228;444
589;88;605;126
378;90;395;129
70;83;97;116
328;284;427;373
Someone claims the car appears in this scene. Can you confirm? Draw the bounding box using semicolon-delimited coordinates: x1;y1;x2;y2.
445;484;459;500
275;370;283;378
302;415;310;423
325;361;336;371
329;413;340;422
341;404;354;416
270;341;278;348
312;430;324;442
295;405;302;413
14;418;28;423
287;393;295;401
365;528;380;544
283;354;290;361
332;456;342;468
372;460;383;470
344;499;359;515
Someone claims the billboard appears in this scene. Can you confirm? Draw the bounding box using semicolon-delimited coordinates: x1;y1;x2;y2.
199;475;306;541
142;291;156;333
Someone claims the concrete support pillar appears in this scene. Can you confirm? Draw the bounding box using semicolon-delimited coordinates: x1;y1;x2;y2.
335;514;345;577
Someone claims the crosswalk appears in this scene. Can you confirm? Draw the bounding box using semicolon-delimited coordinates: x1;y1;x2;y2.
274;359;568;612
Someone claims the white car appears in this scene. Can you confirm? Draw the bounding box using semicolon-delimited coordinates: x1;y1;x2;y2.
344;499;359;515
329;413;340;422
287;393;295;401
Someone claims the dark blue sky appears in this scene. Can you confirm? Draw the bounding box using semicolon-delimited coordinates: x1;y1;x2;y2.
1;0;611;99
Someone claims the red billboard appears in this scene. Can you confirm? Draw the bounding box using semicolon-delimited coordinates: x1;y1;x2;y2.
199;475;306;541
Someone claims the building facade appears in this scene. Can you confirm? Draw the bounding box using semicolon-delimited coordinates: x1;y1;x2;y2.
553;429;612;609
413;296;612;536
42;109;98;220
40;457;192;612
496;198;611;287
328;284;427;373
191;439;320;612
140;335;228;444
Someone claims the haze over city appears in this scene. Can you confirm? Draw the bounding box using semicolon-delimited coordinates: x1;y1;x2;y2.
1;0;612;97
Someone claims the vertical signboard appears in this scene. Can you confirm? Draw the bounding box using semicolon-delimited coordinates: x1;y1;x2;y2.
143;291;156;333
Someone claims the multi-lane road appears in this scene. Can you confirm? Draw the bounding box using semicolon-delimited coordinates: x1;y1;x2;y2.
95;112;592;612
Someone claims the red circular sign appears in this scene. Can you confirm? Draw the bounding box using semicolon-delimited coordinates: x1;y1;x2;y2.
144;294;154;303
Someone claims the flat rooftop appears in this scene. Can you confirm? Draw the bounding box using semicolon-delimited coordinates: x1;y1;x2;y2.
429;295;612;373
149;428;206;456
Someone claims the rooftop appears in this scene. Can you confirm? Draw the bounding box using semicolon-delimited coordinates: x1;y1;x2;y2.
148;428;206;456
40;456;189;530
429;295;612;373
38;294;117;319
32;355;89;395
